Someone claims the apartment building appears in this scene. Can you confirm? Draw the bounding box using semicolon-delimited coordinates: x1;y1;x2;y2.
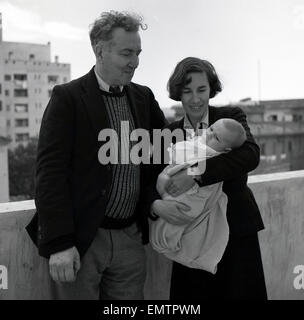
237;99;304;174
0;13;71;149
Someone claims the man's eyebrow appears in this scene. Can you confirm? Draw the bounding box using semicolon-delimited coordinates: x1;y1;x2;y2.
120;48;142;53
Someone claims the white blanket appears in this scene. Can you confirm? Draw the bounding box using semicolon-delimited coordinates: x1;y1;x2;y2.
149;138;229;274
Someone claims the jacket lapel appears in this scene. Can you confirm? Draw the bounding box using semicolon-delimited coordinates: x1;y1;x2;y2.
208;106;218;126
125;85;150;129
81;67;110;139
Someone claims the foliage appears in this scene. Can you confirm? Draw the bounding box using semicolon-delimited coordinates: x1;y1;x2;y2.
8;138;38;199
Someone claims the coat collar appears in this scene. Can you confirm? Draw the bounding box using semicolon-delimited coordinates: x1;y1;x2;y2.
208;106;218;125
81;67;145;139
177;105;218;130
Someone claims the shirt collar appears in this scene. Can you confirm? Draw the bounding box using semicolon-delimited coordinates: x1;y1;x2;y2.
183;109;209;131
94;66;124;93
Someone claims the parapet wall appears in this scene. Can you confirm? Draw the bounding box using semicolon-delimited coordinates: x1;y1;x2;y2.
1;170;304;300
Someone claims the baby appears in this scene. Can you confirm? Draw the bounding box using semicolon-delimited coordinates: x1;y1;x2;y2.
157;118;247;196
150;118;246;274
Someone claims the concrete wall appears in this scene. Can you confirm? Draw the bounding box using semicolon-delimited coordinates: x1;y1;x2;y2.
249;170;304;300
1;171;304;300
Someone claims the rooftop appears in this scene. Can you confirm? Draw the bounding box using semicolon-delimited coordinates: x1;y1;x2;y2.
1;170;304;300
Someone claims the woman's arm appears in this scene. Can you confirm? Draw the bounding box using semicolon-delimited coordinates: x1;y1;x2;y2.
199;107;259;187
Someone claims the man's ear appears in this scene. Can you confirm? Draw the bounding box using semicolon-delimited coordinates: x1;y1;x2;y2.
94;43;103;60
224;147;232;153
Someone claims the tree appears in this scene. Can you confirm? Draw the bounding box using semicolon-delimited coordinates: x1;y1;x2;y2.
8;138;38;199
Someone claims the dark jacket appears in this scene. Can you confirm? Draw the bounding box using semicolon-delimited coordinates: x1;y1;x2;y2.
152;106;264;236
26;67;167;258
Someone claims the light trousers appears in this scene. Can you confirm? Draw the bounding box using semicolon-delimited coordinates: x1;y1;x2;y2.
51;223;146;300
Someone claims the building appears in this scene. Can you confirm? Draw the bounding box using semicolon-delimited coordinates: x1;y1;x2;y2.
0;13;71;149
235;99;304;174
162;107;176;123
168;98;304;174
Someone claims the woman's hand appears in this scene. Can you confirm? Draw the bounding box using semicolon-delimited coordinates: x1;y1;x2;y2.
151;199;193;225
165;168;196;197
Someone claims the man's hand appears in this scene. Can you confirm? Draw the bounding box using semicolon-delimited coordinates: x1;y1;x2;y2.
152;199;193;225
165;168;196;197
49;246;81;283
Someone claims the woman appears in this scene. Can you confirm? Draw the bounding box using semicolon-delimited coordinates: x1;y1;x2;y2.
151;57;268;300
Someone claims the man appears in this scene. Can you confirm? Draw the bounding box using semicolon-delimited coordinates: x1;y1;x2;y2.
26;11;167;300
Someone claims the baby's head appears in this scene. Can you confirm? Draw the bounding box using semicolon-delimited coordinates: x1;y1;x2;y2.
205;118;246;152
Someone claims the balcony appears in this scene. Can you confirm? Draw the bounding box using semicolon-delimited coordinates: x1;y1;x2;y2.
1;170;304;300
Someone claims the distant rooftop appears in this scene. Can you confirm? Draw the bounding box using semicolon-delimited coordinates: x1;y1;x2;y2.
226;98;304;110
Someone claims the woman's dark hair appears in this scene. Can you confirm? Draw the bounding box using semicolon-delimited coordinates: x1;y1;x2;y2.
167;57;222;101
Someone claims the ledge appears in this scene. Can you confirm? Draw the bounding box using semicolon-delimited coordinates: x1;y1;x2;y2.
1;170;304;299
248;169;304;183
0;200;35;214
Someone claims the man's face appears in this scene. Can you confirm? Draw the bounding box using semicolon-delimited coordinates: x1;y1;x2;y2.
97;28;142;86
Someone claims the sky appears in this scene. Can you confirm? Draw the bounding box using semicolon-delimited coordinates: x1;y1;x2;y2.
1;0;304;109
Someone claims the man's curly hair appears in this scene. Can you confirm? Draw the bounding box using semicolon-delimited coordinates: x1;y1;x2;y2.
89;11;146;46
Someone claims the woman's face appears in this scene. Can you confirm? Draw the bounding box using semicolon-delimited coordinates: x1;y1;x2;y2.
181;72;210;125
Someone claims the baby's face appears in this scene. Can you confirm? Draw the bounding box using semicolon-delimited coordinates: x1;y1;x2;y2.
205;119;233;152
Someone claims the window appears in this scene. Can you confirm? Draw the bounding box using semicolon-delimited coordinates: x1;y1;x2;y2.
48;89;52;98
0;83;2;94
6;120;10;127
15;104;28;113
293;114;303;122
15;119;29;127
48;75;59;84
5;90;9;97
288;141;292;152
4;75;11;81
0;100;2;111
15;133;29;142
29;54;35;60
14;74;27;81
7;105;10;112
260;143;265;155
63;77;68;83
14;89;28;97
